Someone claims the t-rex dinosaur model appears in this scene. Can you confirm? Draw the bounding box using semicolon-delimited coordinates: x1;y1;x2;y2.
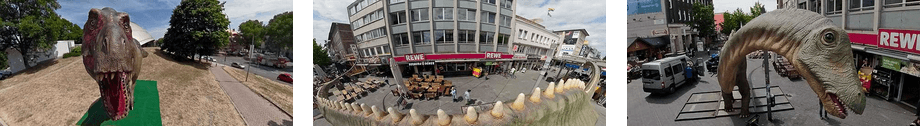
718;9;866;118
82;7;148;120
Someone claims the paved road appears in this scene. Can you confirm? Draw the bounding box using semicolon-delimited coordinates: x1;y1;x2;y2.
628;58;916;126
212;54;294;86
211;65;292;126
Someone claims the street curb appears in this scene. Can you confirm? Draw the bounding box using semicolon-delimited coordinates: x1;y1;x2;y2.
211;68;251;126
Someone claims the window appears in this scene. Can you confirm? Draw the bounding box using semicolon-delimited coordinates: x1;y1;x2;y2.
458;30;475;43
497;34;509;45
885;0;920;7
499;15;511;26
411;9;429;22
364;49;371;57
393;33;410;45
445;8;453;20
413;31;431;44
500;0;513;8
432;30;446;43
517;29;524;39
433;8;454;20
390;0;405;4
479;31;494;44
664;66;672;77
484;0;496;4
458;8;476;21
390;11;407;24
383;46;390;53
481;12;495;23
849;0;875;11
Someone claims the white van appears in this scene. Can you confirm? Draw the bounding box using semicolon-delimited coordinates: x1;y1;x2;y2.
642;55;695;94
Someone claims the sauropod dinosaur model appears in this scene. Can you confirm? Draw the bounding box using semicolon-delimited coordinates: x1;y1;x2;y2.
718;9;866;119
82;7;148;120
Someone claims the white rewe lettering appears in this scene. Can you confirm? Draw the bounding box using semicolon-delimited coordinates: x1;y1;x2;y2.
892;32;901;47
486;53;501;59
880;32;890;47
406;54;425;61
904;33;916;49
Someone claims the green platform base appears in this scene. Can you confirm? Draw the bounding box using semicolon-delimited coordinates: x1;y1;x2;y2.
77;80;162;126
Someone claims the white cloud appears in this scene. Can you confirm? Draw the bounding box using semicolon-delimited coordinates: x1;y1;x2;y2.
312;0;353;45
713;0;777;14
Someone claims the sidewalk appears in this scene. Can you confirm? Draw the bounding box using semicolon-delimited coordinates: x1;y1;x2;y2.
210;65;292;126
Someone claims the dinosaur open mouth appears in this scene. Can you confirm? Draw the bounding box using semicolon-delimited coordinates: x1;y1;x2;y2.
827;92;847;117
97;71;130;119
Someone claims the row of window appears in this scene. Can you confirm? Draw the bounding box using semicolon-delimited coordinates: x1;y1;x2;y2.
517;29;556;45
391;30;508;45
514;45;548;55
821;0;920;14
355;27;388;43
352;9;385;29
391;8;507;25
349;0;380;16
362;45;391;57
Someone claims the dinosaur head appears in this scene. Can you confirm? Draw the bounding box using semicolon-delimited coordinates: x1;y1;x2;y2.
82;7;144;120
794;21;866;119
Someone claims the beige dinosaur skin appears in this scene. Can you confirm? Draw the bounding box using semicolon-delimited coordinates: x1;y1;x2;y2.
718;9;866;119
316;79;597;126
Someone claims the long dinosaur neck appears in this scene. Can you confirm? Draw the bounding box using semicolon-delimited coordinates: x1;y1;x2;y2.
720;9;831;66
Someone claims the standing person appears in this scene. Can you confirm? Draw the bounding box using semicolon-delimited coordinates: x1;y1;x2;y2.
464;90;471;103
510;67;517;79
451;88;458;102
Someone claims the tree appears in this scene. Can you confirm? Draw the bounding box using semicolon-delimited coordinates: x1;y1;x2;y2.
238;20;264;48
719;3;766;36
314;39;331;66
688;2;715;49
162;0;230;60
0;0;77;67
265;11;293;53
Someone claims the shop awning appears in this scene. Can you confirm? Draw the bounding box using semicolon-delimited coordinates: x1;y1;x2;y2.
640;36;670;48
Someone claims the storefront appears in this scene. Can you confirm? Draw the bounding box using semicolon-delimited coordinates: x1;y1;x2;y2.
848;28;920;108
393;52;524;77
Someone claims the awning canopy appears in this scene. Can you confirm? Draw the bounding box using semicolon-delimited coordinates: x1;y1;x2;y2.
640;36;670;48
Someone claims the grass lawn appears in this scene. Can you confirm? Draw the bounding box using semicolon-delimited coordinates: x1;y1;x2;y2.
0;47;244;125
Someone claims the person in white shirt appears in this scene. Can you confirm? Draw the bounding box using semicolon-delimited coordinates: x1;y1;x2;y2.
451;88;457;101
464;90;471;103
510;68;517;79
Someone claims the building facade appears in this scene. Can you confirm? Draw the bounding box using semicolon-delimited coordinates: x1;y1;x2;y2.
328;22;358;64
553;29;588;57
347;0;519;79
510;15;560;70
789;0;920;109
627;0;713;56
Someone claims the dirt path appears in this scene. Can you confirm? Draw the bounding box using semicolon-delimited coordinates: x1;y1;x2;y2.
211;65;292;126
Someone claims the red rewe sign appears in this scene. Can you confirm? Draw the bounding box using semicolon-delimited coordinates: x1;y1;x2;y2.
485;52;502;59
405;53;425;62
879;29;920;54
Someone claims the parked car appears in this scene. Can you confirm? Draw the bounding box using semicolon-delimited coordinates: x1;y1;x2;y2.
231;62;246;69
0;70;11;80
642;55;698;94
278;73;293;83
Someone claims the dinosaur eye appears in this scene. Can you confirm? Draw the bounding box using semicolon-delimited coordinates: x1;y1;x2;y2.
823;32;836;44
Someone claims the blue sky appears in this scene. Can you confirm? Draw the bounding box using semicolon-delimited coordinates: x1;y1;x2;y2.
56;0;293;40
313;0;607;57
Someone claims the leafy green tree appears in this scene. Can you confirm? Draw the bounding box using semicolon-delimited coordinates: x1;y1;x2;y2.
688;2;715;49
265;11;292;53
719;9;753;35
750;2;766;18
314;39;331;66
0;0;80;67
238;20;264;48
162;0;230;60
